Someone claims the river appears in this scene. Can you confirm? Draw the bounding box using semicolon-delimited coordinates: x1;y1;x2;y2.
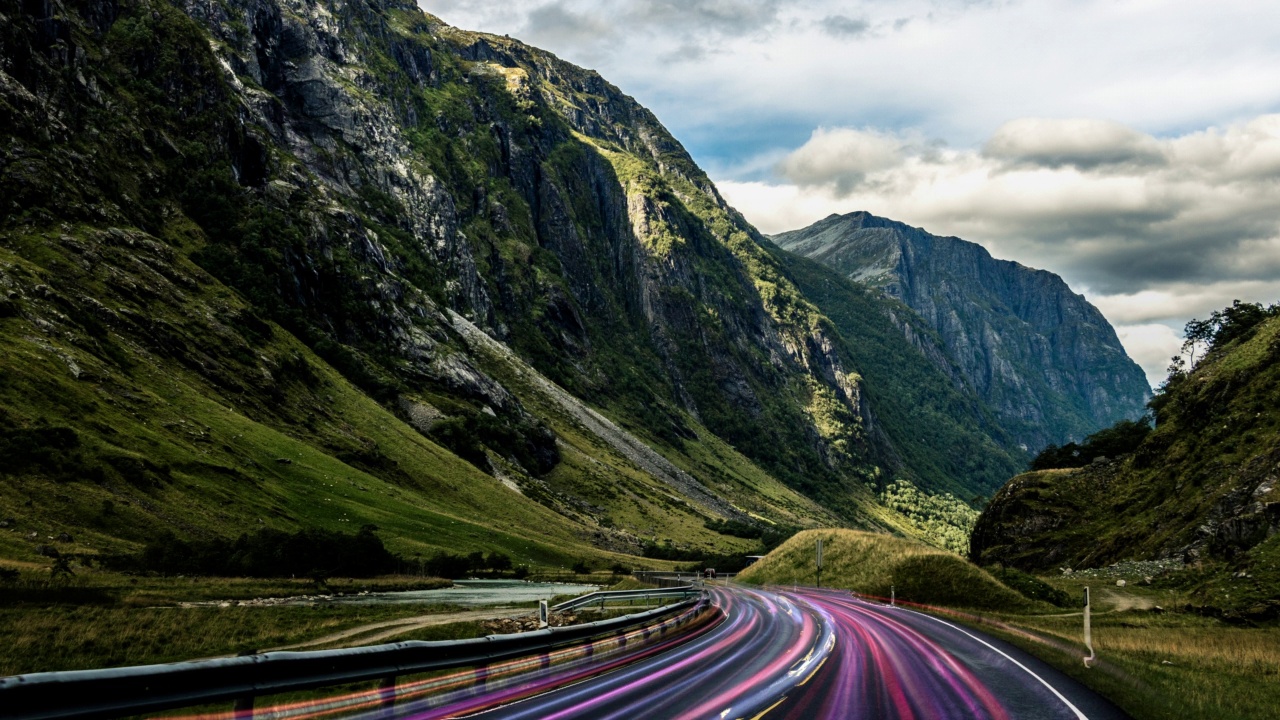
278;579;600;607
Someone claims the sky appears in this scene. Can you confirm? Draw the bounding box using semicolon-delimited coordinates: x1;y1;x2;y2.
420;0;1280;387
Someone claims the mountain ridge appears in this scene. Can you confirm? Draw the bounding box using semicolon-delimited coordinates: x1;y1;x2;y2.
0;0;1119;567
774;210;1150;453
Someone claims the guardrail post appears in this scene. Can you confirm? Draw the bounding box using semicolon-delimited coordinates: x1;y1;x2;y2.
379;675;397;711
232;695;254;720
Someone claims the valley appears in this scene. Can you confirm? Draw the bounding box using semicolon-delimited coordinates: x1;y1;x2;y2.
0;0;1276;718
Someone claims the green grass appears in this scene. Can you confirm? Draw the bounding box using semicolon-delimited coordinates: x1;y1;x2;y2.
0;603;457;675
0;228;682;572
737;529;1031;610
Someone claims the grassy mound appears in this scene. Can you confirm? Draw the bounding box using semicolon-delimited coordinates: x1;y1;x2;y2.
737;529;1031;610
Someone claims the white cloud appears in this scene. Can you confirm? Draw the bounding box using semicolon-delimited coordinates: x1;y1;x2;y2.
722;115;1280;387
1114;324;1183;389
775;127;910;194
982;118;1165;169
725;115;1280;295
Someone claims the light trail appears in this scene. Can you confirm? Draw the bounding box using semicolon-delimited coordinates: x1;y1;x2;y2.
166;586;1129;720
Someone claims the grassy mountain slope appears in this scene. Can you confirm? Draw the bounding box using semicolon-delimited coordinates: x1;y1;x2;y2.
0;0;1047;571
971;313;1280;619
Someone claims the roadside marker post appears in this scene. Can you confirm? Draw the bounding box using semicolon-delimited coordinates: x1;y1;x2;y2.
891;585;895;607
1082;587;1095;668
539;600;549;629
816;538;823;589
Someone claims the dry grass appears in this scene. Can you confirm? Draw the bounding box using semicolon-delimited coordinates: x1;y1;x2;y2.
961;590;1280;720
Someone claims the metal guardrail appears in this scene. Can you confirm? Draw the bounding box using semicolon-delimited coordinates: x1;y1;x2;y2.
0;595;706;720
552;585;699;612
632;572;737;587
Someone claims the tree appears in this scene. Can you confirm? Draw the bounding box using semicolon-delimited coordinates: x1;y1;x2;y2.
486;552;512;573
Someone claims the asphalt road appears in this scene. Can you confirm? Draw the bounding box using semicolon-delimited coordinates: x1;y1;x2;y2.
375;586;1130;720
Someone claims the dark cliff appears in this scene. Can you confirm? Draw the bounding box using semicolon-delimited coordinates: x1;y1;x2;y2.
774;211;1151;453
0;0;999;564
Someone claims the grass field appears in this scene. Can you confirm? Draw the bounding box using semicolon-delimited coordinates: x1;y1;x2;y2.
956;594;1280;720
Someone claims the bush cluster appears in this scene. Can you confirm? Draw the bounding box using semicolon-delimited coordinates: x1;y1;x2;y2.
1030;417;1152;470
109;526;396;579
421;551;520;579
987;565;1073;607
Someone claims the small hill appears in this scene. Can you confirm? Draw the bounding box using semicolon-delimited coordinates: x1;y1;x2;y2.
737;529;1030;610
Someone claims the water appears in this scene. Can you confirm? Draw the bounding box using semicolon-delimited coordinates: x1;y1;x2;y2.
283;579;600;607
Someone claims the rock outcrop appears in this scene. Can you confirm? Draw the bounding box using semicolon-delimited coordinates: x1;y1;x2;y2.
774;212;1150;452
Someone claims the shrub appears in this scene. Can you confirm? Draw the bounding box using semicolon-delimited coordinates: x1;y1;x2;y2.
1031;417;1152;470
110;525;397;579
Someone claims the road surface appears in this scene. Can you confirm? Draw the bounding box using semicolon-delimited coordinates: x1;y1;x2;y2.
354;586;1129;719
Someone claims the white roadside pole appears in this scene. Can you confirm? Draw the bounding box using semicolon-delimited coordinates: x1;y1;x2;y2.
816;538;823;589
1083;587;1095;667
538;599;549;629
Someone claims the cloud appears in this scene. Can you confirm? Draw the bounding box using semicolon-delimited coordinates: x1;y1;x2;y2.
727;115;1280;297
775;127;912;195
982;118;1166;169
522;4;613;50
722;114;1280;385
819;14;870;38
1113;324;1183;389
623;0;783;39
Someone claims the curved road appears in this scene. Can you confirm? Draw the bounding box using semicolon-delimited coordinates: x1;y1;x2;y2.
366;586;1128;720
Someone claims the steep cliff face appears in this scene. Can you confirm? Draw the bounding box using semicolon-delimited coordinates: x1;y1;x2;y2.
774;212;1150;452
1;0;932;566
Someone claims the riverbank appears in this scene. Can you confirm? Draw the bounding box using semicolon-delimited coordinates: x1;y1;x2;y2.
0;573;618;676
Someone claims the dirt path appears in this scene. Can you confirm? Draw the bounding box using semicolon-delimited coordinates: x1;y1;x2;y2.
1040;586;1157;617
265;607;531;651
1098;586;1156;612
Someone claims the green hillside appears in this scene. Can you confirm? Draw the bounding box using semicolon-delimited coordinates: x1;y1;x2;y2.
972;304;1280;620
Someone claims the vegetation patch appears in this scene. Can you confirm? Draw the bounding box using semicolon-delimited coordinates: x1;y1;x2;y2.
737;529;1032;610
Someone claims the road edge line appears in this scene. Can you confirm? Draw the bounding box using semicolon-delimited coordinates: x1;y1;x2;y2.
898;606;1089;720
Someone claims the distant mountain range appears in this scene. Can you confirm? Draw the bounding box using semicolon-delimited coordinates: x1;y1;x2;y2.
774;212;1150;453
0;0;1148;567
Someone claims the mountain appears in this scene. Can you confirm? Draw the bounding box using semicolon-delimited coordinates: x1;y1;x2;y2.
773;212;1150;453
0;0;1062;568
970;306;1280;619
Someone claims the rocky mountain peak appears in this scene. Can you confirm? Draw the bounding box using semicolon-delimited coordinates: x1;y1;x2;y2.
774;212;1150;452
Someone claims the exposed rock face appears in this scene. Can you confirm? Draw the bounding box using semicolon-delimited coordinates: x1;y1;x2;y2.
774;212;1150;451
2;0;1119;562
0;0;901;558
